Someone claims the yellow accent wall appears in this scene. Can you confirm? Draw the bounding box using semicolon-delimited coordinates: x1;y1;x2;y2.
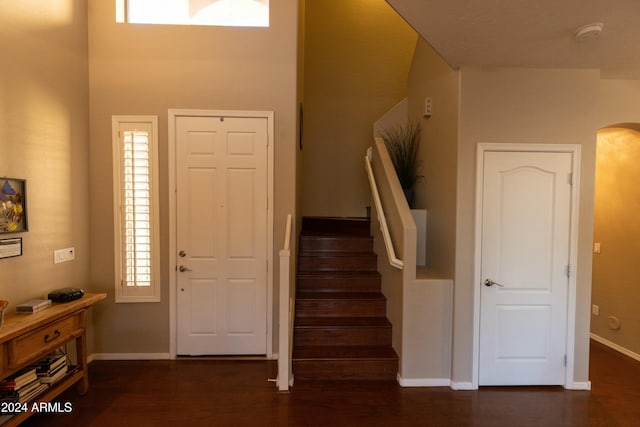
302;0;417;217
0;2;90;311
592;127;640;355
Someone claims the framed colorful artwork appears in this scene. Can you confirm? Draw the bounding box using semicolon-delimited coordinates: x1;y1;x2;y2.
0;178;28;233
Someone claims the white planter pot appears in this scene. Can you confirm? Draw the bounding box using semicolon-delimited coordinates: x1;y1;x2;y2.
411;209;427;266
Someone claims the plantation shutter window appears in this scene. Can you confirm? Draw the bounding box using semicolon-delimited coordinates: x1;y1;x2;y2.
123;130;152;287
112;116;160;303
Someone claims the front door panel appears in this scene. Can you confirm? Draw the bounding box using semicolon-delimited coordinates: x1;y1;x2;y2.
176;115;268;355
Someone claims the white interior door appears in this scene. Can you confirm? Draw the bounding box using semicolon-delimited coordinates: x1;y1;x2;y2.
176;115;268;355
479;150;573;385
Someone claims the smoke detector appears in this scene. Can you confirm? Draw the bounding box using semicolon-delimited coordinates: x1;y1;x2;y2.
574;22;604;42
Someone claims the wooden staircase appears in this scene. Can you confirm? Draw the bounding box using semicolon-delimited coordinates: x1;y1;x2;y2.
292;217;398;381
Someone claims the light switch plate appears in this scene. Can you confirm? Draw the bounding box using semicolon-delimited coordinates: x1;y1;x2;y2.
54;247;75;264
424;97;432;116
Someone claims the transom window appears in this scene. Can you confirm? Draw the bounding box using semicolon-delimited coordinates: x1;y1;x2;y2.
116;0;269;27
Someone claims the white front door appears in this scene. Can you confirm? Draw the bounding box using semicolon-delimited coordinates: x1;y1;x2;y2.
176;115;268;355
479;150;573;385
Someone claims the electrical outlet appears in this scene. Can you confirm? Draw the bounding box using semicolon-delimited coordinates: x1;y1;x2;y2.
54;247;75;264
592;304;599;316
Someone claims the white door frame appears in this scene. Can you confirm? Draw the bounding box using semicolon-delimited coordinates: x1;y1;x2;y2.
473;143;581;389
168;109;275;360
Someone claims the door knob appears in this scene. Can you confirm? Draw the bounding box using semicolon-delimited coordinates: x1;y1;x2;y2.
484;278;503;287
179;265;191;272
179;250;186;258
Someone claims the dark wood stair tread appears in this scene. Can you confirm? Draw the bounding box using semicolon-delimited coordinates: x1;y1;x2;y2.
300;230;369;236
301;217;371;236
297;271;382;293
300;233;372;240
299;251;375;257
296;271;381;283
297;271;381;278
295;317;391;328
296;292;386;300
293;346;398;360
300;235;373;253
298;252;378;272
293;216;396;380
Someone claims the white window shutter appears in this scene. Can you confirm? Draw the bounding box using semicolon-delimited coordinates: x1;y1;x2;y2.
112;117;160;303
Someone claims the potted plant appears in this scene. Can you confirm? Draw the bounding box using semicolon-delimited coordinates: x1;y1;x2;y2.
380;121;423;208
380;121;427;265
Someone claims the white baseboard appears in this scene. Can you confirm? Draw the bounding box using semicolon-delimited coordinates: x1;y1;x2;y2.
591;333;640;363
397;375;451;387
565;381;591;391
89;353;171;362
450;381;476;390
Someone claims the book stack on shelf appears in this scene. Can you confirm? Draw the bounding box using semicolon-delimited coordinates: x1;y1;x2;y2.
0;351;68;407
15;299;51;314
33;351;68;385
0;367;47;405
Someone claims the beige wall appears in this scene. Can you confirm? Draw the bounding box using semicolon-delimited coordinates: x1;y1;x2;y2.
302;0;416;217
0;2;90;310
406;38;458;277
599;79;640;127
456;68;600;385
592;128;640;355
404;278;451;381
88;0;299;354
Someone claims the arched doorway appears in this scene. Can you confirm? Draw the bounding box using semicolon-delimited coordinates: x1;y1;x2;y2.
591;124;640;361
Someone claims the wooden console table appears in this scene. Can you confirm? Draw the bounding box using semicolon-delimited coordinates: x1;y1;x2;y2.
0;292;106;426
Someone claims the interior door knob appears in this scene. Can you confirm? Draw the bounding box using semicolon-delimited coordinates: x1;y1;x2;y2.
179;265;191;272
484;278;504;287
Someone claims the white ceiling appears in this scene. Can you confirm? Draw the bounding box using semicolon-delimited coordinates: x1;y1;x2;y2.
386;0;640;79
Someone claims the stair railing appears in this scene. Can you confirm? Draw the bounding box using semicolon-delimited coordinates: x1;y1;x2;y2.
365;146;404;269
277;213;294;391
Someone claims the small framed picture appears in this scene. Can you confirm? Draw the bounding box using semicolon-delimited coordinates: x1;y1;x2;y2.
0;178;28;234
0;237;22;259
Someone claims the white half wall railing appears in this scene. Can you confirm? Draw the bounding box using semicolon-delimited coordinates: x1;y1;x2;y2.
277;214;294;391
365;147;404;270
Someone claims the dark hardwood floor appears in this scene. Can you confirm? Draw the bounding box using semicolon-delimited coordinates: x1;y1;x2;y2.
20;340;639;426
